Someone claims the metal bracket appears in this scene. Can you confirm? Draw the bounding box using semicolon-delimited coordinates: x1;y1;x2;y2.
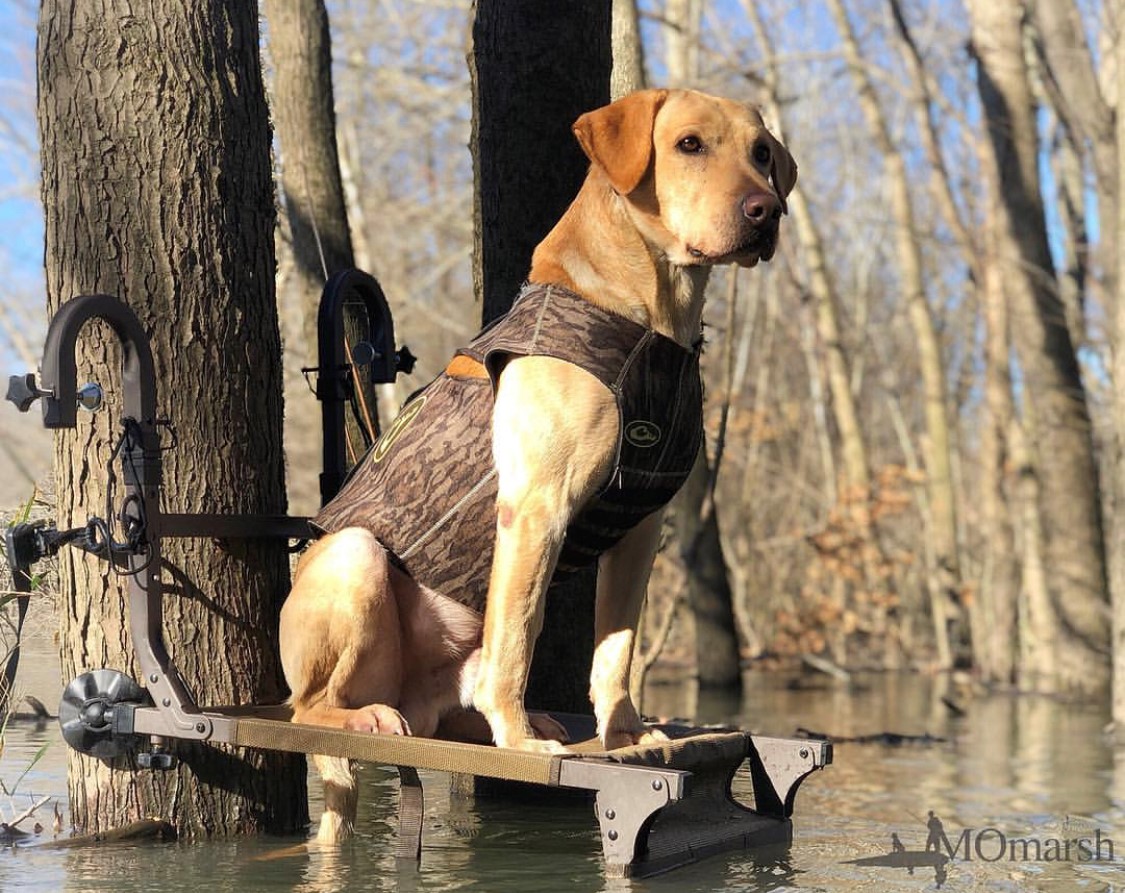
16;271;413;763
747;736;832;818
314;268;409;506
558;759;689;872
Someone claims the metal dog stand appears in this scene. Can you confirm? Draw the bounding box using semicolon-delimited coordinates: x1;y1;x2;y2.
5;272;830;878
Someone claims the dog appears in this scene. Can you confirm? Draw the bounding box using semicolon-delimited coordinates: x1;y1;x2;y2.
278;88;796;842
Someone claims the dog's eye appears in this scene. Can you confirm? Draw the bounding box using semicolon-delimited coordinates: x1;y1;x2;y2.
677;135;704;154
752;143;772;165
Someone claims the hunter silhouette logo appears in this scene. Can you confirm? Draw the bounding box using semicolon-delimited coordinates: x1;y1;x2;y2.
624;420;661;448
846;810;1117;888
845;811;951;887
372;396;427;463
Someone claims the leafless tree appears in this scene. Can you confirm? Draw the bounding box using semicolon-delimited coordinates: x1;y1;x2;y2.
967;0;1109;691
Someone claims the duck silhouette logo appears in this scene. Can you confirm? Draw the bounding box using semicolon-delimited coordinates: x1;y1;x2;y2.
624;420;661;449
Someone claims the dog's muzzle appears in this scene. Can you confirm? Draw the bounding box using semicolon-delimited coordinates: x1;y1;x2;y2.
731;219;779;263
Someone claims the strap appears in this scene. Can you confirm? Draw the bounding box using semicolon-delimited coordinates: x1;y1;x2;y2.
0;564;33;713
395;765;424;861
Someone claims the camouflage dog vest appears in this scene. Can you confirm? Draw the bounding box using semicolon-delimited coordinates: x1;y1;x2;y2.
313;283;703;613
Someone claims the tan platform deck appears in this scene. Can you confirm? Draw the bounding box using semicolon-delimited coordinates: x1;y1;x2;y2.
176;705;832;877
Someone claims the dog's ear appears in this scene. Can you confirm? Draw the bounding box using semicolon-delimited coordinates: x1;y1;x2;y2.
769;137;798;214
573;89;669;195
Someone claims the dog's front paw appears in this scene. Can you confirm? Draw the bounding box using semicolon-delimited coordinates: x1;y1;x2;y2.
492;717;570;753
603;724;669;751
505;736;570;754
344;704;412;736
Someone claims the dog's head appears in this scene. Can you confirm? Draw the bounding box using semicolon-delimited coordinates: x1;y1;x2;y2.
573;89;797;268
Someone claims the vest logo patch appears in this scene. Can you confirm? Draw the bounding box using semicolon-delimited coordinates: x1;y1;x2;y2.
372;395;427;463
624;420;662;449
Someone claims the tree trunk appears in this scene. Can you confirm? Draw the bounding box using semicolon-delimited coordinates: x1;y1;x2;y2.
38;0;305;835
470;0;611;326
263;0;379;514
978;183;1019;686
967;0;1110;691
827;0;963;668
1112;14;1125;730
1029;0;1117;302
265;0;355;351
469;0;611;713
886;0;978;275
674;449;742;687
611;0;645;100
663;0;701;87
1010;419;1057;691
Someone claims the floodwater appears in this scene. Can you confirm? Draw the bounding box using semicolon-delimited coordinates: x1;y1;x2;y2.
2;625;1124;893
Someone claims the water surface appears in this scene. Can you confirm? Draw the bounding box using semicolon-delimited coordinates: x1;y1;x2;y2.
2;629;1123;892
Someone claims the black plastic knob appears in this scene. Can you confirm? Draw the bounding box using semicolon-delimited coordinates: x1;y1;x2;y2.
396;345;417;376
136;749;178;771
6;373;44;412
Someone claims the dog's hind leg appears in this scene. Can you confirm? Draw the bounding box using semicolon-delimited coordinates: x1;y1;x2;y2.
312;754;359;843
280;528;408;842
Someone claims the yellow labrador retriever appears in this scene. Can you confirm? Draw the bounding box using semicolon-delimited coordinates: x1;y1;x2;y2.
279;88;796;842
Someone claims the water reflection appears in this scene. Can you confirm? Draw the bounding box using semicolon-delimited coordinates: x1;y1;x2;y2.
2;633;1124;892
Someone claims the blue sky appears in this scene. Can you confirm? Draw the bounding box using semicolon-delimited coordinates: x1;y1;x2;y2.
0;0;45;370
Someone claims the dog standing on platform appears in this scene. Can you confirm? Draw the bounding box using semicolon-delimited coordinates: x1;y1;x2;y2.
279;88;797;842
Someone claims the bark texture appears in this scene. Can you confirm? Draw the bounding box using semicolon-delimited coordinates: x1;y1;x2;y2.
967;0;1110;690
38;0;305;835
470;0;611;324
469;0;611;712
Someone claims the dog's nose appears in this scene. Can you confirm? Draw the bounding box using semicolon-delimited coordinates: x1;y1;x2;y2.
742;193;780;226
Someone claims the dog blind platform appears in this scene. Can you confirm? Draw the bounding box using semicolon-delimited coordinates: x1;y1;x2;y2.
5;271;830;878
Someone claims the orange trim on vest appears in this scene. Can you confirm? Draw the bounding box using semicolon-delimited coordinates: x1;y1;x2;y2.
445;355;489;379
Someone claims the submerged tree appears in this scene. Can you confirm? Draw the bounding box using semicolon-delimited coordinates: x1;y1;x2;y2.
38;0;305;834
